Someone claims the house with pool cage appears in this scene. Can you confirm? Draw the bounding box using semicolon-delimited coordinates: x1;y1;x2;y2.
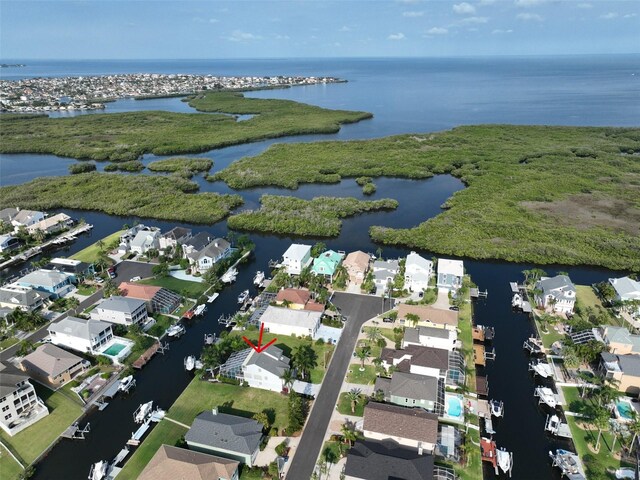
219;344;290;393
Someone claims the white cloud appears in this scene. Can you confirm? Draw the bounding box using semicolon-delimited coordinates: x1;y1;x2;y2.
275;34;290;40
339;25;352;32
225;30;262;42
458;16;489;24
514;0;546;7
403;11;424;17
453;2;476;14
209;18;219;24
426;27;448;35
623;13;637;18
517;12;543;21
576;3;592;8
395;0;421;3
479;0;496;4
600;12;618;19
492;28;513;34
388;32;406;40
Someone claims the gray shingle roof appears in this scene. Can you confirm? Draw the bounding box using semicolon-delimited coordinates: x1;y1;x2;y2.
0;285;42;308
186;411;262;455
363;402;439;444
48;316;111;340
388;372;439;402
344;439;435;480
0;362;29;398
195;238;231;261
538;275;576;300
381;345;449;372
246;344;290;377
161;227;192;241
403;326;450;343
96;296;146;314
21;344;82;378
18;269;71;288
184;232;213;252
618;354;640;377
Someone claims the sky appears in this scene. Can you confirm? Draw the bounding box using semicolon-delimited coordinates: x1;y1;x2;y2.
1;0;638;59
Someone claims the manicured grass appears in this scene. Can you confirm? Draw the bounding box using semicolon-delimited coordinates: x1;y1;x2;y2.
146;314;174;338
139;276;207;299
456;281;476;392
451;422;482;480
574;284;619;326
576;285;602;311
0;337;19;351
355;338;383;359
71;229;124;263
76;283;97;296
375;327;397;344
214;125;640;270
0;443;24;480
0;383;83;465
346;364;378;385
174;299;196;318
239;466;267;479
123;334;156;366
322;440;347;464
336;391;367;417
227;195;398;237
561;386;584;413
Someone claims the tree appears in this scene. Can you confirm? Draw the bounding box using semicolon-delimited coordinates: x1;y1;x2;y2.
287;391;305;434
17;340;34;357
375;247;383;260
588;405;611;451
311;242;326;258
627;414;640;452
67;296;80;313
152;262;169;278
372;389;385;402
292;344;318;382
253;412;271;431
595;378;620;406
268;461;280;479
341;423;358;447
345;388;362;414
356;346;371;371
281;368;295;394
405;313;420;328
366;327;382;344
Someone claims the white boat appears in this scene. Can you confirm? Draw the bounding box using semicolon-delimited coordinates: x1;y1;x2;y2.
194;304;206;316
134;401;153;423
530;360;554;378
118;375;134;392
489;399;504;418
546;414;561;435
167;324;186;337
149;408;166;423
89;460;109;480
253;271;265;286
535;387;558;408
221;268;238;284
237;289;249;304
204;333;216;345
615;468;636;479
511;293;523;308
207;293;219;303
184;355;196;371
496;448;512;474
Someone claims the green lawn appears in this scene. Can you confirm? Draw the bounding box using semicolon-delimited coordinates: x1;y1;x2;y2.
239;466;267;479
322;440;348;464
450;423;482;480
71;229;124;263
123;334;156;366
575;284;620;326
0;384;83;466
147;314;174;338
76;283;97;296
0;443;24;480
346;364;378;385
457;281;476;392
139;276;207;299
561;386;584;412
174;299;196;318
336;391;367;417
0;337;19;351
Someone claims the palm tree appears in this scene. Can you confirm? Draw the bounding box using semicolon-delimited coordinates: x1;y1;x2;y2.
281;368;295;394
345;388;362;414
595;378;620;406
356;346;371;371
366;327;382;344
405;313;420;328
627;414;640;452
292;344;318;382
588;405;611;452
340;423;358;447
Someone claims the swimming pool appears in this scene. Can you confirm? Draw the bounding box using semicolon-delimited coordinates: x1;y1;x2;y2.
103;343;127;356
446;395;464;419
616;400;634;420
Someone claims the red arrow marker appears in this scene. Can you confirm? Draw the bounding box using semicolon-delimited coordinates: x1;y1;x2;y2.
243;323;277;354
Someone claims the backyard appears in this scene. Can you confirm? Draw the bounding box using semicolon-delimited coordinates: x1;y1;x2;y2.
71;229;124;263
0;443;23;480
139;276;207;299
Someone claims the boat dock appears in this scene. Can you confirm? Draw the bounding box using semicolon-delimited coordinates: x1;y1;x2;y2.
545;415;572;438
476;375;489;397
111;446;130;466
61;422;90;439
549;449;587;479
127;422;150;446
132;341;161;369
474;344;486;366
480;437;498;473
470;287;488;298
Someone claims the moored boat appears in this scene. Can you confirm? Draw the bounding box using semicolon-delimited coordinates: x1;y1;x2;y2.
237;289;249;304
207;292;219;303
535;387;558;408
529;360;554;378
253;271;265;285
167;324;186;337
118;375;134;392
489;399;504;418
194;304;206;316
496;448;513;475
88;460;109;480
134;401;153;423
184;355;196;371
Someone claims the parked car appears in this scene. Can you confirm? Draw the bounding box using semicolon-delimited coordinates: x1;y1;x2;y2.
130;276;141;282
382;317;394;323
449;306;460;311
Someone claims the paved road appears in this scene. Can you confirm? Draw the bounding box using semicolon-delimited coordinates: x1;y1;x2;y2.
285;292;394;480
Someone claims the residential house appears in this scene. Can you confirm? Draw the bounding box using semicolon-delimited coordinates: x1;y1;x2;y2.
159;227;193;251
193;238;232;273
20;344;86;387
609;277;640;316
281;243;312;275
48;316;114;354
404;252;433;293
372;259;399;294
117;225;146;254
380;344;465;386
90;296;148;326
220;344;290;393
397;304;458;331
0;208;19;226
535;275;576;314
601;326;640;356
311;250;344;278
374;372;440;412
343;251;371;285
344;439;435;480
182;232;214;259
275;288;311;309
138;445;239;480
185;409;262;467
0;362;49;436
260;305;322;338
436;258;464;291
47;258;94;283
10;209;45;230
130;228;161;255
26;213;73;235
600;352;640;396
0;234;20;253
16;269;75;299
0;284;46;312
403;326;458;351
363;402;439;455
118;282;181;314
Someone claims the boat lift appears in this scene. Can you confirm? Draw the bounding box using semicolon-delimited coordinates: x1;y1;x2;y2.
61;422;91;440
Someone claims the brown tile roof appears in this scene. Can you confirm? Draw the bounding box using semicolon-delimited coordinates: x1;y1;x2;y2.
344;251;370;273
138;445;239;480
304;301;325;312
363;402;438;444
21;344;82;378
118;282;161;301
381;345;449;371
276;288;310;306
397;304;458;327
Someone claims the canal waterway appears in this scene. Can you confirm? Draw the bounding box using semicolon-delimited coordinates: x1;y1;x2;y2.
1;56;637;479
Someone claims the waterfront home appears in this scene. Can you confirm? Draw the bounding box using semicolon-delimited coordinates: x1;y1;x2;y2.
372;259;399;294
158;227;192;251
130;228;161;255
0;208;19;226
436;258;464;291
344;439;435;480
182;232;214;258
138;445;240;480
380;344;465;386
402;326;458;351
185;409;262;467
0;284;46;312
192;238;232;273
220;344;290;393
609;276;640;315
281;243;312;275
10;209;45;230
48;316;114;354
260;305;322;338
20;344;87;388
90;296;148;326
363;402;439;455
275;288;311;309
311;250;344;278
535;275;576;314
0;234;20;253
601;326;640;356
16;269;75;299
47;258;94;283
374;372;440;412
26;213;73;235
117;225;146;254
0;362;49;436
343;251;371;285
600;352;640;395
118;282;181;314
404;252;433;293
396;304;458;330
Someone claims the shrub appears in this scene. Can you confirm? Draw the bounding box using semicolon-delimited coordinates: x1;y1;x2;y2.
275;440;288;457
362;182;376;195
100;372;111;379
69;162;96;174
96;355;112;365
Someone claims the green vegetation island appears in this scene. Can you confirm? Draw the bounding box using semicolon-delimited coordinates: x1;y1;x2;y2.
146;157;213;177
227;195;399;237
213;125;640;270
0;92;372;161
0;173;243;224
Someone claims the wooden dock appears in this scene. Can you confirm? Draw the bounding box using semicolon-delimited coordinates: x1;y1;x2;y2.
474;343;486;366
132;342;160;370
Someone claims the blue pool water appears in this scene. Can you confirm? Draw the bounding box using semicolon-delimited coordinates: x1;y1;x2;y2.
103;343;127;357
616;400;634;420
447;396;463;418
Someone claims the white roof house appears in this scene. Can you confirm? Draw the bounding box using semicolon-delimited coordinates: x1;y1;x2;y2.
609;277;640;302
281;244;312;275
436;258;464;291
26;213;72;234
90;296;148;326
130;229;161;254
48;316;114;354
260;305;322;338
535;275;577;314
404;252;433;293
